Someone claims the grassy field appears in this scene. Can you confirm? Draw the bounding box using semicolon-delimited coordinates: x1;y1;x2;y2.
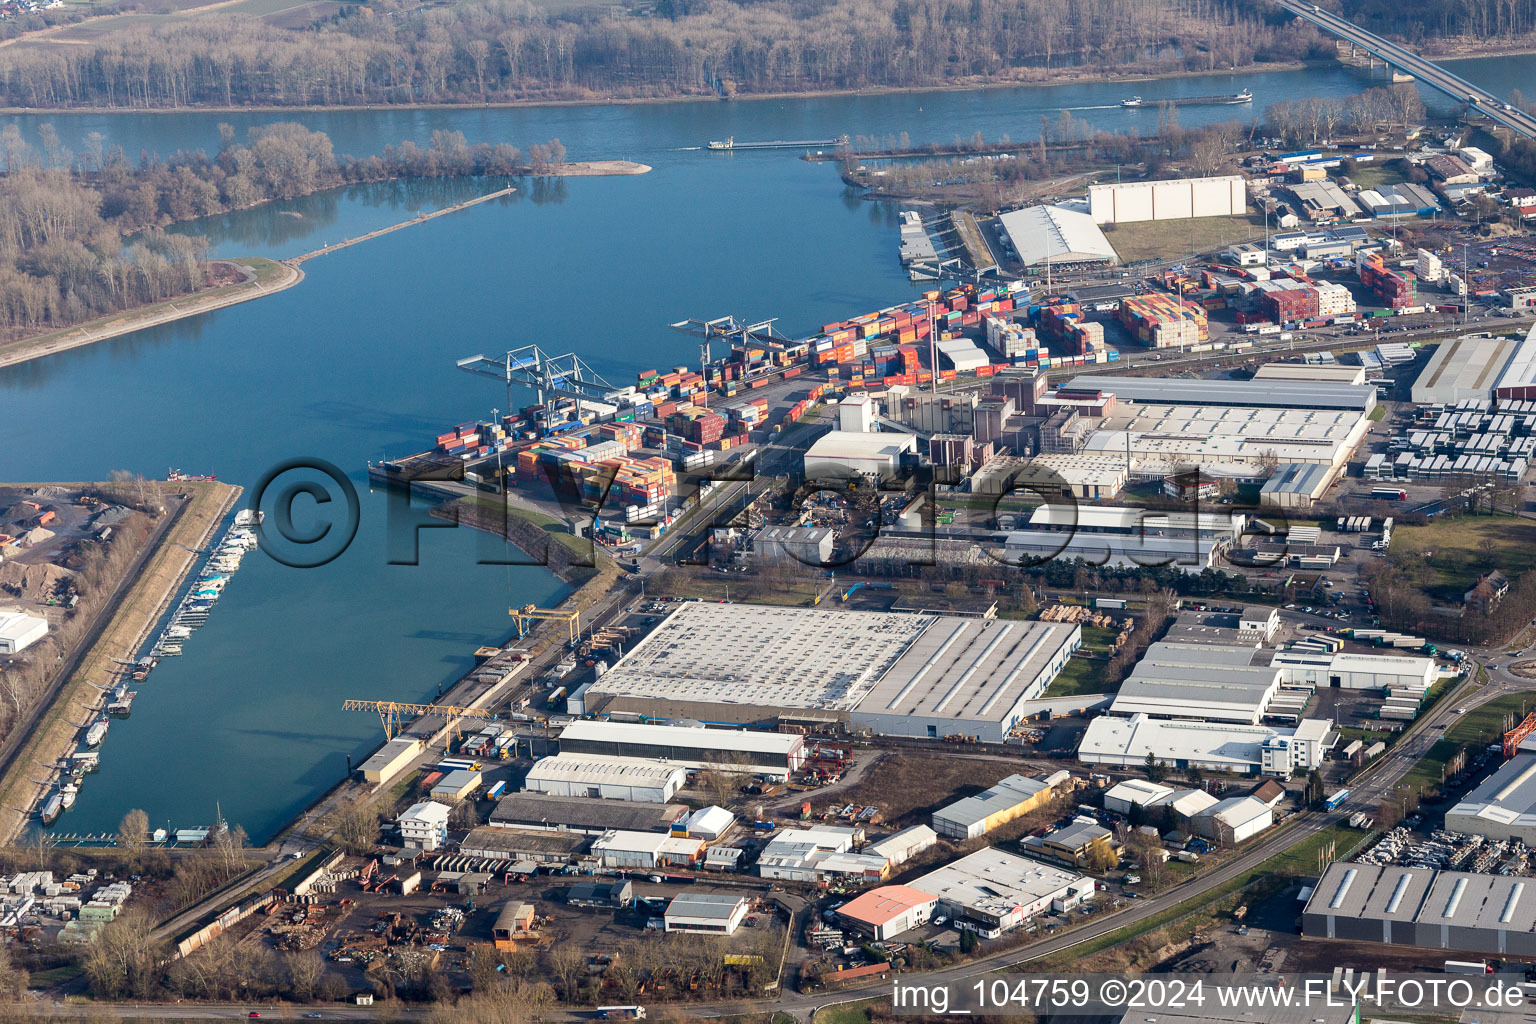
1105;213;1267;264
1404;692;1531;794
1043;655;1113;697
813;999;881;1024
1340;164;1403;190
1391;514;1536;600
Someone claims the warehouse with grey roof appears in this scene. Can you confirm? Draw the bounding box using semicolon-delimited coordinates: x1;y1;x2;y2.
1302;861;1536;955
581;603;1080;741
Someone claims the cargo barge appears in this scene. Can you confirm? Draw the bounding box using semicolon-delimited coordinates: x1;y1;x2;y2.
707;135;849;150
1121;90;1251;107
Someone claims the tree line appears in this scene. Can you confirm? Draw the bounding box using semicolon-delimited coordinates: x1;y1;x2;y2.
0;0;1335;110
1341;0;1536;40
0;122;559;336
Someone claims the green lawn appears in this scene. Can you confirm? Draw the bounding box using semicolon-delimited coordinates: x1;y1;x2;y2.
1044;655;1114;697
1106;213;1267;264
1391;514;1536;601
1368;405;1387;421
28;965;82;987
1404;692;1532;794
812;999;880;1024
1339;164;1402;190
1079;624;1121;653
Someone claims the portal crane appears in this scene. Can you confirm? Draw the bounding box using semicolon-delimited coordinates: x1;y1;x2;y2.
341;699;496;746
510;603;581;643
456;345;619;414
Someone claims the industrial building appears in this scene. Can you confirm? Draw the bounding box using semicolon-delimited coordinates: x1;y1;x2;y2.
678;805;735;841
1270;650;1437;691
1084;403;1370;476
866;825;937;867
358;737;425;786
488;793;687;835
522;755;686;803
803;430;918;481
1107;642;1282;725
1259;462;1336;509
1001;505;1244;572
556;720;807;778
1023;819;1116;866
908;848;1093;937
757;826;888;883
850;619;1082;742
1102;779;1174;815
430;769;482;803
997;205;1119;268
1077;714;1332;776
1011;453;1129;499
1445;749;1536;844
1252;363;1367;385
836;885;939;940
931;772;1068;840
1302;861;1536;956
397;801;451;852
1412;332;1536;404
0;610;48;655
1191;796;1273;844
1088;175;1246;225
582;603;1080;738
752;525;834;568
590;830;705;869
1062;374;1377;414
663;892;750;935
459;827;589;863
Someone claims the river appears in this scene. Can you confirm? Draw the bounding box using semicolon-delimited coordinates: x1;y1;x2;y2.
1;55;1532;844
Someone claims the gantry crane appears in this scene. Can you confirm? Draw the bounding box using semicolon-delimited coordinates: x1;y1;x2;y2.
342;699;497;747
456;345;619;415
510;603;580;643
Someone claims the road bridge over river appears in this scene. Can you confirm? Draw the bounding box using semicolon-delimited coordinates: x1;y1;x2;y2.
1274;0;1536;140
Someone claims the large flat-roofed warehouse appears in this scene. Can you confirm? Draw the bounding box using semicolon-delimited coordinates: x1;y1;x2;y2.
489;792;688;835
556;720;806;778
997;205;1118;268
908;847;1093;937
1002;505;1242;572
1445;747;1536;843
803;430;918;482
850;620;1081;741
1107;642;1281;724
1301;861;1536;956
1082;403;1369;475
1412;333;1536;404
1494;324;1536;401
522;755;686;803
1253;362;1366;385
581;603;1081;740
1063;374;1377;413
1271;649;1436;690
1078;714;1332;776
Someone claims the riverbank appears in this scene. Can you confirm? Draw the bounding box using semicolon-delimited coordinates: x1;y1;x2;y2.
0;60;1311;116
0;480;240;845
0;257;301;371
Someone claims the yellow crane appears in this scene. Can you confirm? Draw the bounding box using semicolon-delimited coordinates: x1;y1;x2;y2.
510;603;580;643
341;699;496;746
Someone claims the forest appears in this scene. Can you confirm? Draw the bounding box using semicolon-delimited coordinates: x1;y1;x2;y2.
0;0;1335;109
0;123;556;335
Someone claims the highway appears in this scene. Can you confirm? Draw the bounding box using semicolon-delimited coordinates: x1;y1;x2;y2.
1275;0;1536;139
